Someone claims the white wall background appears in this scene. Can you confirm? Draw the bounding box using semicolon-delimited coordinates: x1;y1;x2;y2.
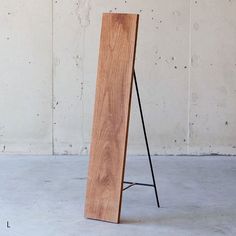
0;0;236;155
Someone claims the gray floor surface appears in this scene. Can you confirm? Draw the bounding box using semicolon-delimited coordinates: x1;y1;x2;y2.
0;155;236;236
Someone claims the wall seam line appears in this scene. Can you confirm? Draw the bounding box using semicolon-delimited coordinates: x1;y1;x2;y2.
51;0;54;155
187;0;192;155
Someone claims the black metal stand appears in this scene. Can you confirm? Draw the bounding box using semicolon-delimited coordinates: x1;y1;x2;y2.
123;70;160;208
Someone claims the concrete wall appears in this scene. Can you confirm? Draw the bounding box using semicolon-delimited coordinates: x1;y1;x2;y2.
0;0;236;155
0;0;52;154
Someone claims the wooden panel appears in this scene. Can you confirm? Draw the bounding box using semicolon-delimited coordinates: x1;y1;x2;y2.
84;13;139;223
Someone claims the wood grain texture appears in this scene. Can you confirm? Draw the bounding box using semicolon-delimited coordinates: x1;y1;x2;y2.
84;13;139;223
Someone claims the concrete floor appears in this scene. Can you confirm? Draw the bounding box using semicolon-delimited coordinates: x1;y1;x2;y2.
0;155;236;236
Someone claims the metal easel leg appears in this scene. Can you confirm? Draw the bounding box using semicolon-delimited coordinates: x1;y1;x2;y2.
123;70;160;208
